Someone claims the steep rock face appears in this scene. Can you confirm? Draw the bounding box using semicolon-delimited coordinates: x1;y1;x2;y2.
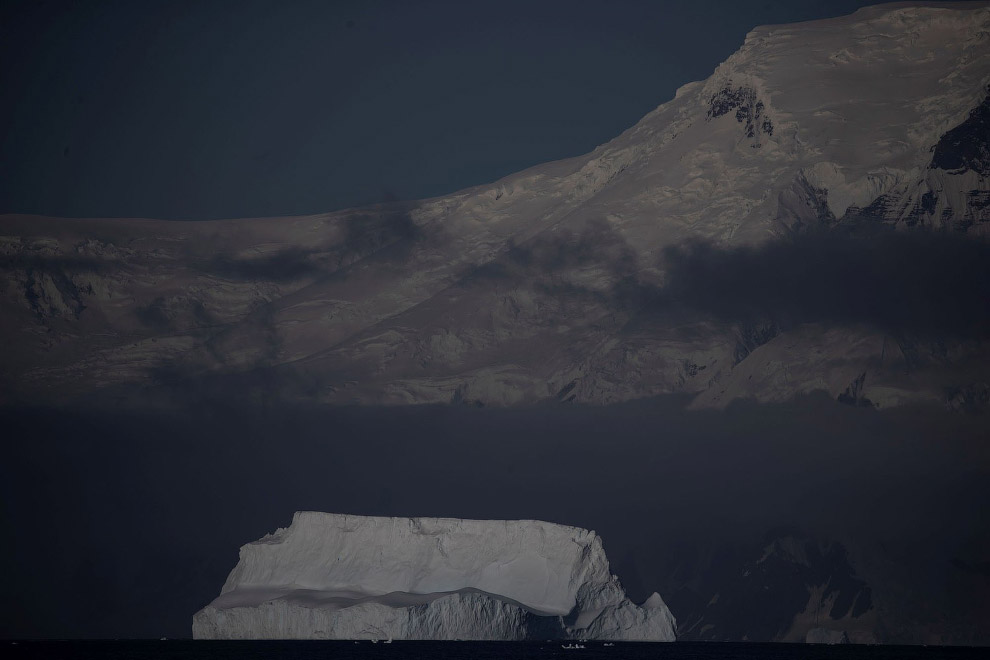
192;512;675;640
3;2;990;410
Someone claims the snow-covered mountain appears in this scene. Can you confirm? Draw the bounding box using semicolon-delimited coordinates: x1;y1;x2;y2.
2;1;989;409
192;512;675;640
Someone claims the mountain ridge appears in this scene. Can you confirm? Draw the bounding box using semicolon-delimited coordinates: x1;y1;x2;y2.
2;1;989;410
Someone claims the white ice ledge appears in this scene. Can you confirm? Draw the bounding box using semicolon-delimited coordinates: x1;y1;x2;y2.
192;512;676;641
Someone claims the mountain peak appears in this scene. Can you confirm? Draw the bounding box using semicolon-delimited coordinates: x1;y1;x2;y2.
3;2;989;411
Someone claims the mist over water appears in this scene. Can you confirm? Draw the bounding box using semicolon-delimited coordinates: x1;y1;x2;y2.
2;395;987;639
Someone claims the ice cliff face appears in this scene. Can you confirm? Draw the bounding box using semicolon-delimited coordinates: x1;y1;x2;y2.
3;2;989;410
192;512;675;640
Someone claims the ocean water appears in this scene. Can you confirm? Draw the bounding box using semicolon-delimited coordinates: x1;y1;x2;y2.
4;641;986;660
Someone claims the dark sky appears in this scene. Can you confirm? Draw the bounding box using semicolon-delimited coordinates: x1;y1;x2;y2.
0;0;923;220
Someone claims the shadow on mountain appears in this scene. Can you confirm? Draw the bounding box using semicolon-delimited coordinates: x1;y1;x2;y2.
660;230;990;339
201;202;423;282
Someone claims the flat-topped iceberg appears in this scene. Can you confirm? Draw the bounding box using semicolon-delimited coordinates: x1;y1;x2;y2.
192;512;675;640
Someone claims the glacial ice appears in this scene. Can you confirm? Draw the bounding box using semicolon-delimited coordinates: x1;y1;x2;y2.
192;512;676;640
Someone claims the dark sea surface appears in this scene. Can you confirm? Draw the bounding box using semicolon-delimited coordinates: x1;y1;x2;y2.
4;641;987;660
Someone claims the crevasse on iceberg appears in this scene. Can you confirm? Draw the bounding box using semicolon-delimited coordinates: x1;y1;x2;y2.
192;512;675;640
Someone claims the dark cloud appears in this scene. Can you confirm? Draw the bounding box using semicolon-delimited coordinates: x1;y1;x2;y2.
661;230;990;338
465;219;641;306
457;223;990;359
134;296;173;330
135;297;214;333
931;88;990;175
205;247;326;282
341;203;422;257
503;218;638;278
201;203;421;282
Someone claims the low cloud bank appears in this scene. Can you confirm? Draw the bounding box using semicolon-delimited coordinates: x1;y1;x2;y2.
661;230;990;337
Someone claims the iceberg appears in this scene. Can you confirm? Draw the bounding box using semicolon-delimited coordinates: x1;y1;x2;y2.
192;512;675;640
